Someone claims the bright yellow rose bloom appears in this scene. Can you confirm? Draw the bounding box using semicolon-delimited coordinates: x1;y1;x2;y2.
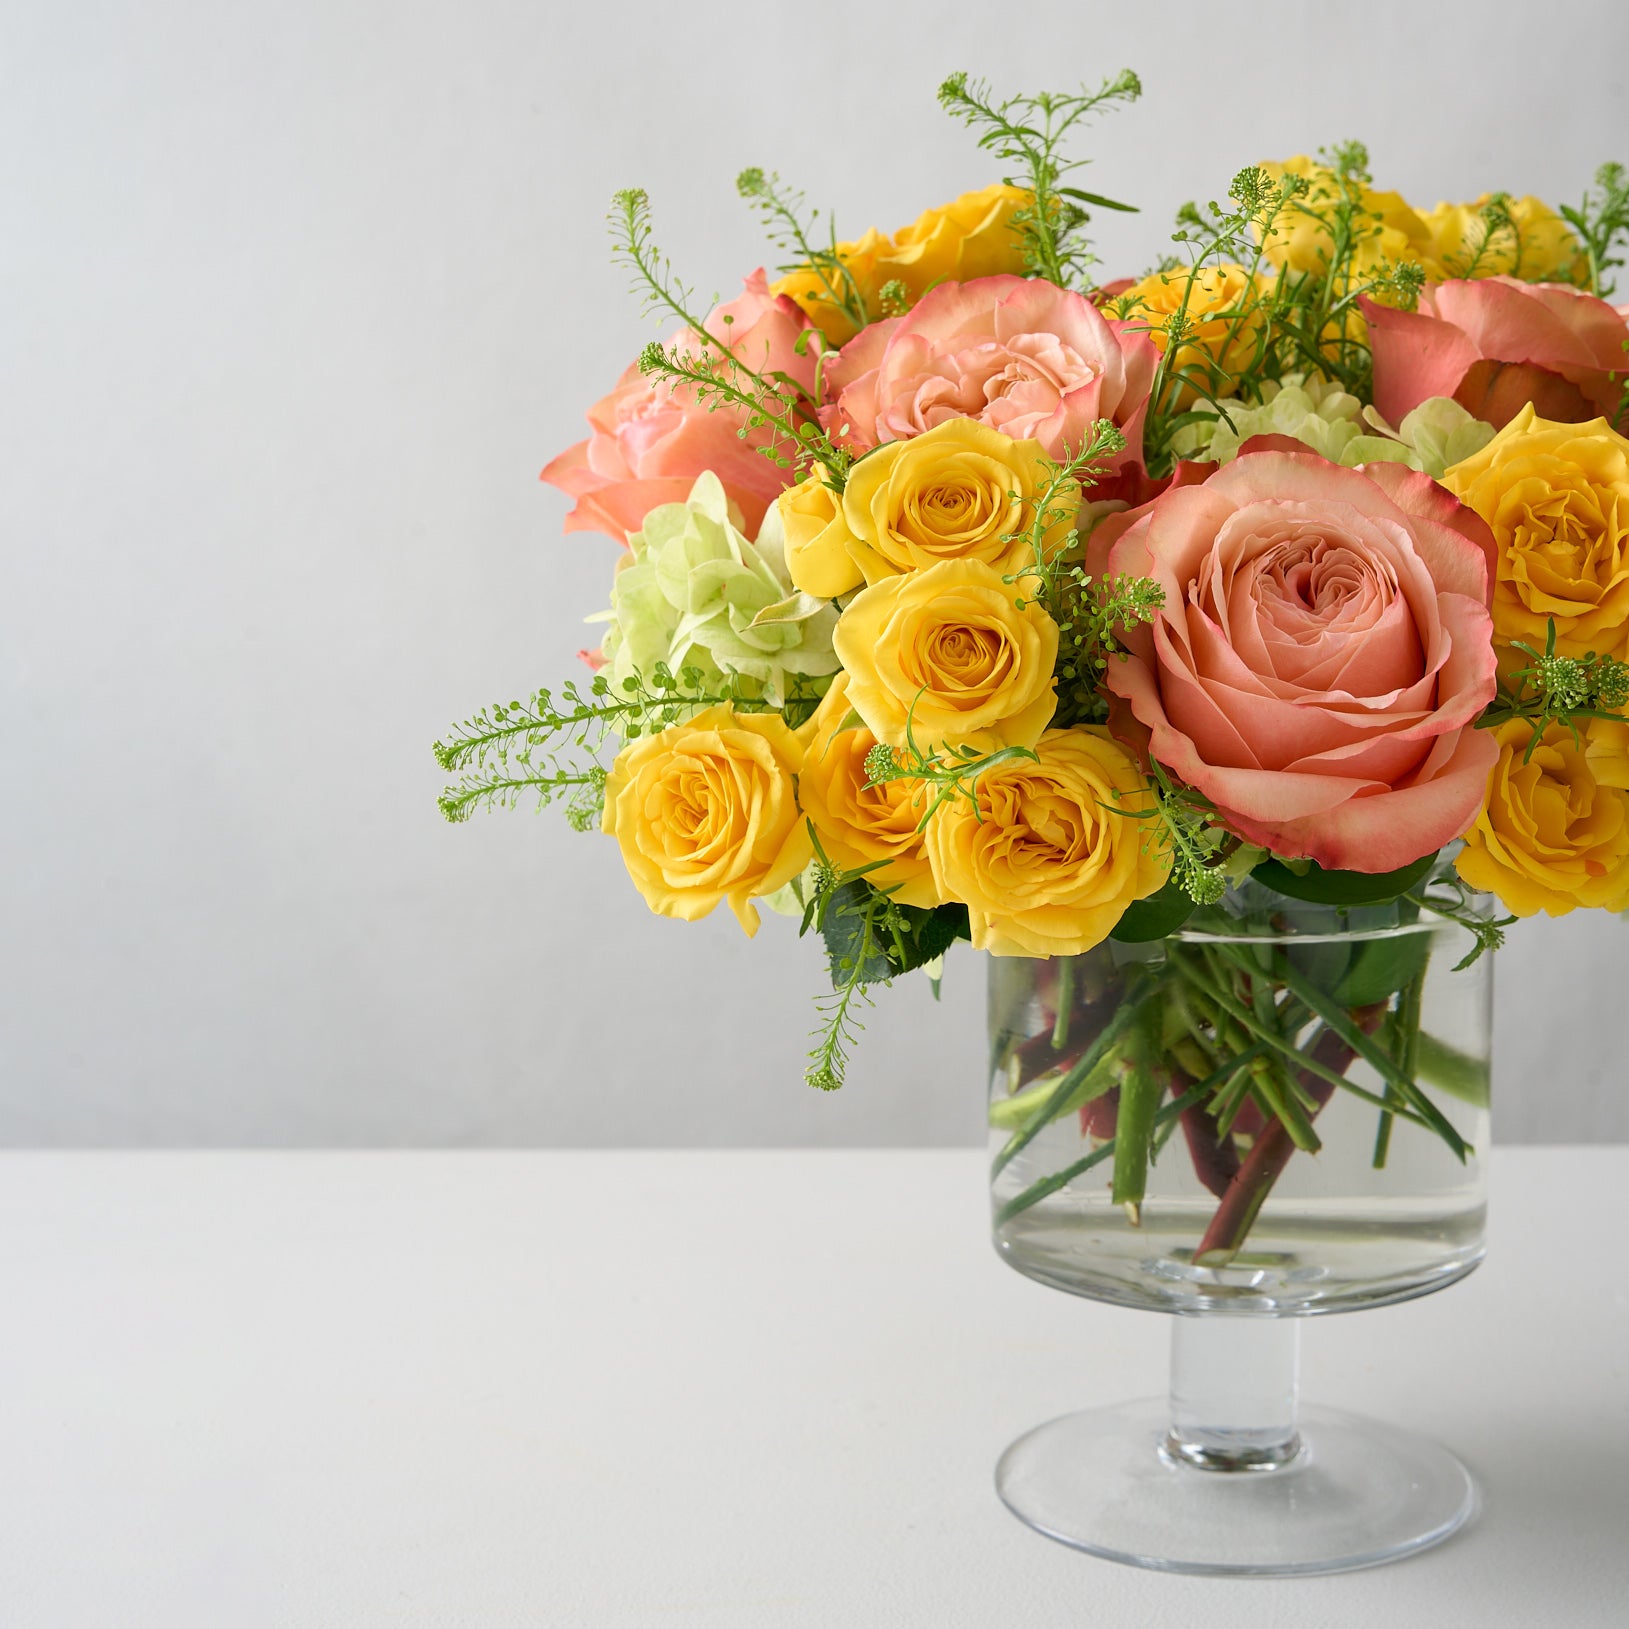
1585;717;1629;790
884;183;1031;295
1118;263;1267;407
778;474;865;599
1442;405;1629;660
833;558;1059;752
840;418;1077;586
601;704;813;936
1422;194;1589;285
798;674;940;908
1258;157;1441;280
1455;718;1629;916
772;185;1029;345
770;227;889;347
924;726;1170;956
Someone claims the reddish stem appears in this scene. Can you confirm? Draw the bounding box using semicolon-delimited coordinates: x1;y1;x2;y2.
1192;1005;1386;1264
1180;1099;1241;1200
1081;1086;1119;1141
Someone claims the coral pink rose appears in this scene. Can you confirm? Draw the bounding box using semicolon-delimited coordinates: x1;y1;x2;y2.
825;274;1158;472
1364;278;1629;432
1094;451;1500;872
542;271;821;543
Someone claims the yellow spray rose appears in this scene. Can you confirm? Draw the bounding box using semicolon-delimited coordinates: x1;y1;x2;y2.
771;184;1029;345
833;558;1059;752
771;228;891;348
1442;405;1629;659
839;418;1077;586
778;474;864;600
1258;157;1441;281
923;726;1170;956
1455;718;1629;916
885;183;1032;294
1585;717;1629;790
601;704;813;936
1118;263;1267;406
1422;195;1588;285
797;674;939;908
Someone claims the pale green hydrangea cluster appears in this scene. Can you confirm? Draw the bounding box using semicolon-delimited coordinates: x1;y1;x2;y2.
1173;377;1495;478
592;471;839;709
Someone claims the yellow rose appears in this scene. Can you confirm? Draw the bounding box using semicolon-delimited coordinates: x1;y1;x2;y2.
601;704;813;935
1442;405;1629;659
1258;157;1441;280
771;186;1029;344
1455;718;1629;916
1422;195;1589;285
923;726;1170;956
771;227;890;347
798;674;940;908
778;474;864;599
840;417;1076;585
1585;717;1629;790
1118;263;1267;406
884;183;1030;296
833;558;1059;752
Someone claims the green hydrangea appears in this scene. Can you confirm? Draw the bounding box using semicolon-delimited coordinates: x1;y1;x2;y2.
1173;378;1494;478
595;472;839;707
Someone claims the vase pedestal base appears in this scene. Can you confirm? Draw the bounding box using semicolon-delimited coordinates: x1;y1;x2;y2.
996;1398;1475;1576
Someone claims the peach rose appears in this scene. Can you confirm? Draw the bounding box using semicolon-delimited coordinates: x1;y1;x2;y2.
1364;278;1629;433
824;274;1158;471
1097;451;1500;871
542;271;822;543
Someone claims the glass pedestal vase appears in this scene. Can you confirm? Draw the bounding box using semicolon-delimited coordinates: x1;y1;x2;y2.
987;874;1493;1576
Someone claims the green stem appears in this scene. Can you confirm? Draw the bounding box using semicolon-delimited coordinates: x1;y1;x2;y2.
1271;952;1471;1163
1374;959;1428;1168
990;974;1155;1179
1051;958;1074;1051
994;1063;1249;1230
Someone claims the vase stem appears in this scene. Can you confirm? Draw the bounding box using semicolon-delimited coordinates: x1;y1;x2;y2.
1164;1316;1302;1473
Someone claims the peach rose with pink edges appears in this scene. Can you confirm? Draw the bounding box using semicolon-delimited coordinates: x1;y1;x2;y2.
1363;277;1629;433
542;271;821;544
824;274;1158;471
1094;451;1500;872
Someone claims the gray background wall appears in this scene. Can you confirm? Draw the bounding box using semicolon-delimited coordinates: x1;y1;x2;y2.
3;0;1626;1146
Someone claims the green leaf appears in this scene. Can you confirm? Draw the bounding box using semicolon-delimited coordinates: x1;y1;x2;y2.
818;884;970;986
1057;186;1139;213
819;881;894;985
906;904;971;972
1252;851;1438;906
1332;933;1431;1008
1109;876;1197;942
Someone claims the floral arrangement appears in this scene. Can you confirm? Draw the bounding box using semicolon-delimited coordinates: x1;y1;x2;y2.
438;75;1629;1248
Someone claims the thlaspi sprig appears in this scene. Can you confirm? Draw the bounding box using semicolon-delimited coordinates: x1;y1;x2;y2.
1110;759;1230;905
434;664;828;826
1407;873;1513;971
1441;192;1516;280
1559;162;1629;297
735;167;871;336
797;833;970;1090
609;188;851;487
936;71;1141;289
1125;165;1296;458
1480;618;1629;758
1002;419;1126;604
1049;568;1164;726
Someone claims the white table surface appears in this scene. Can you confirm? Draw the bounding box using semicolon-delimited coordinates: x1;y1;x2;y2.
0;1148;1624;1628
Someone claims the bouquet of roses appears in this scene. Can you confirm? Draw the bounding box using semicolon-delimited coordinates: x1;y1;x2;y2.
438;73;1629;1259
